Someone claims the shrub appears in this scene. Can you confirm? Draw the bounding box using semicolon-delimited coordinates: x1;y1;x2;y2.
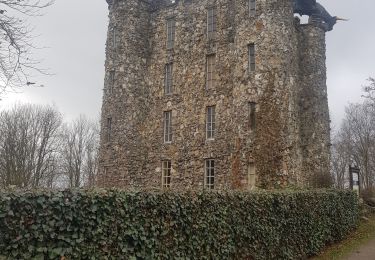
0;189;359;259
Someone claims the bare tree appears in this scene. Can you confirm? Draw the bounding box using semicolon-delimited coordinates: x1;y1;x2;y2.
0;103;62;188
331;130;351;189
335;103;375;190
0;0;54;95
331;77;375;191
84;120;100;187
363;77;375;104
60;115;99;188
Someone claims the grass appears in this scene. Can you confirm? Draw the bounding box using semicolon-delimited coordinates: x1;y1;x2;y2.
312;213;375;260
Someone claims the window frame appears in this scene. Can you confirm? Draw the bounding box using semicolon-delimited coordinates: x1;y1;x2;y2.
248;162;256;190
249;0;256;17
112;26;117;49
107;117;112;142
207;7;217;39
109;70;115;95
163;111;172;143
248;43;256;72
249;102;256;130
205;159;215;189
206;106;216;140
166;17;176;49
206;54;216;90
164;63;173;95
162;160;172;188
104;166;109;176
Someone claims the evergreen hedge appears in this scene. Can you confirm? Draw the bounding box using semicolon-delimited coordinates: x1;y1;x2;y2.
0;189;359;259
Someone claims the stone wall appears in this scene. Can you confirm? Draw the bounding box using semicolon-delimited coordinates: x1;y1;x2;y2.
298;23;331;186
97;0;331;190
98;0;152;188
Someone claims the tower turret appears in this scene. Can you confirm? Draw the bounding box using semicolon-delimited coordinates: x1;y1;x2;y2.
298;21;331;187
98;0;151;187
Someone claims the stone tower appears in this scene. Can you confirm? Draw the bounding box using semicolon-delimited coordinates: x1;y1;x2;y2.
97;0;331;190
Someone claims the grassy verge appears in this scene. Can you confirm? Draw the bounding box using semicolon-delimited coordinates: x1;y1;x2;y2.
312;214;375;260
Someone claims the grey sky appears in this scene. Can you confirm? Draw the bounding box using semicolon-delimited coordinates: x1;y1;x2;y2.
0;0;108;121
0;0;374;128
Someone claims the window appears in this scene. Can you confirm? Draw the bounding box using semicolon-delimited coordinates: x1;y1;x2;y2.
109;71;115;94
104;166;109;176
205;159;215;189
165;63;173;95
107;117;112;142
249;0;256;17
166;18;176;49
206;54;216;89
248;162;256;190
249;102;256;130
112;26;117;49
162;160;172;188
248;44;255;72
164;111;172;143
207;7;217;39
206;106;215;140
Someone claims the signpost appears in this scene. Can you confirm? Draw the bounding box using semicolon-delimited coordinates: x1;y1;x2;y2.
349;165;360;195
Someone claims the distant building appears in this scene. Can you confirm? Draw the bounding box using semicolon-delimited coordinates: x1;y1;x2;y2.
98;0;332;190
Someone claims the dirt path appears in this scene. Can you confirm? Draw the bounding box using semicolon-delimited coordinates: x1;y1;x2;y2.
344;237;375;260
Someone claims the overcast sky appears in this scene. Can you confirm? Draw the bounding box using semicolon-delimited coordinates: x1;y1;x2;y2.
0;0;374;129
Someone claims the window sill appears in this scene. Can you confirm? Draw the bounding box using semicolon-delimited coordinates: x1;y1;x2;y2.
166;2;177;8
206;37;217;44
162;93;181;101
246;70;256;79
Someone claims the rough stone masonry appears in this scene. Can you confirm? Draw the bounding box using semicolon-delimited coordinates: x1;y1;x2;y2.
97;0;332;190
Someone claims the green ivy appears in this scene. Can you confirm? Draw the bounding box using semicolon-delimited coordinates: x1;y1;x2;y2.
0;189;359;259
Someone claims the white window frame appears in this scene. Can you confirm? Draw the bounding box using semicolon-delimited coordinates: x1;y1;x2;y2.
206;54;215;89
248;44;255;72
248;162;256;190
206;106;215;140
166;18;176;49
163;111;172;143
112;26;117;49
207;7;217;39
165;63;173;95
205;159;215;189
162;160;172;188
249;0;256;17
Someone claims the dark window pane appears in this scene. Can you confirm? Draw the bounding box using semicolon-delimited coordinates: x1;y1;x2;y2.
249;102;256;130
249;44;255;72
